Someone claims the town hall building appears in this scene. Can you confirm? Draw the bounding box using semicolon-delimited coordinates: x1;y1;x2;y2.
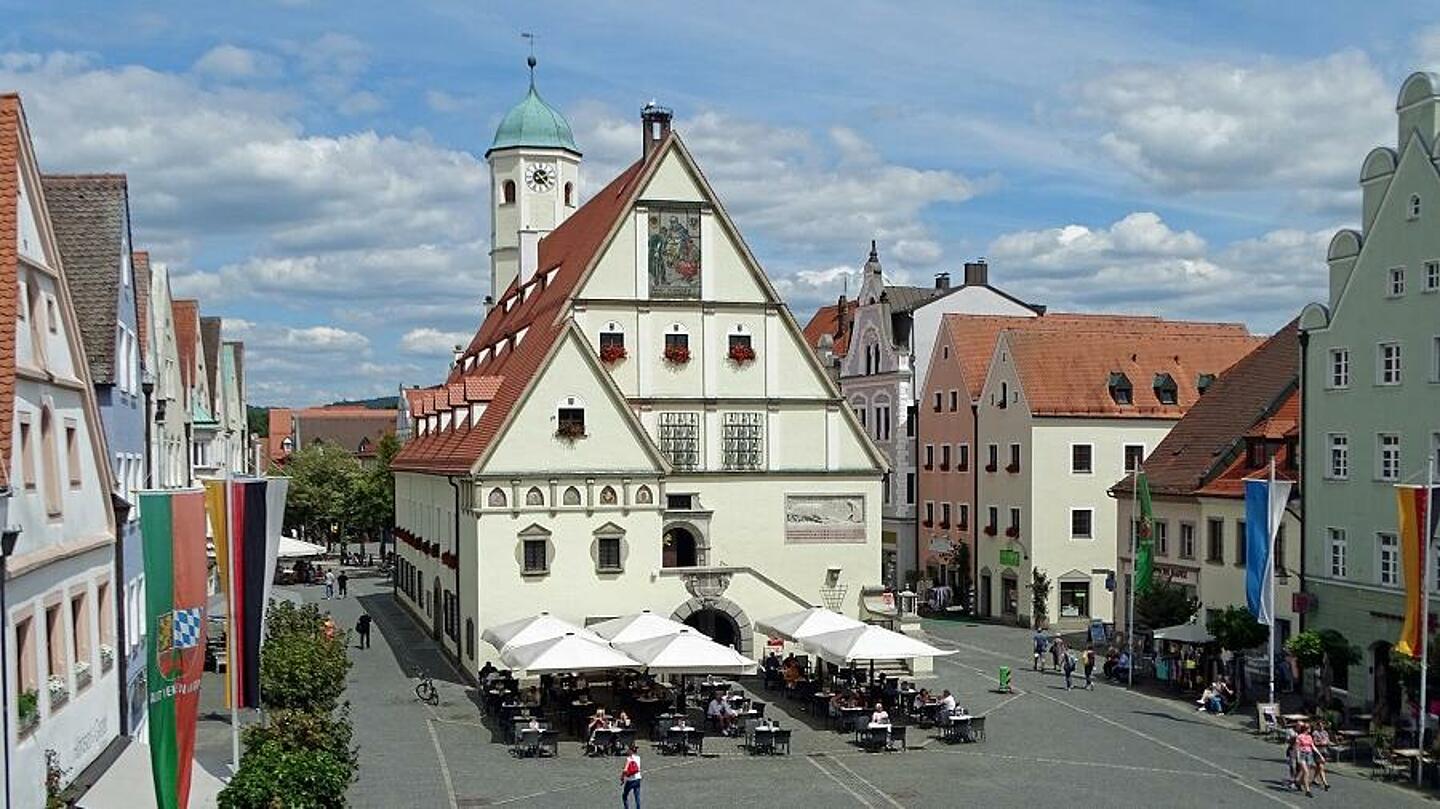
391;63;886;670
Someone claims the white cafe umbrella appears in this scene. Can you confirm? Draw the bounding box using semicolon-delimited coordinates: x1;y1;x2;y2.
1152;622;1215;645
614;628;758;676
501;632;641;674
590;610;691;644
482;612;601;653
800;624;955;664
756;607;864;643
277;534;326;558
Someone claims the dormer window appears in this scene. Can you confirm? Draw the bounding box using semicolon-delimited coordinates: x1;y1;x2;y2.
280;437;294;452
1153;373;1178;405
1108;372;1133;405
1196;373;1217;395
1410;193;1422;220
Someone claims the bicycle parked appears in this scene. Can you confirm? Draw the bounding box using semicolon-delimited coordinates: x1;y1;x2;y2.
414;666;439;705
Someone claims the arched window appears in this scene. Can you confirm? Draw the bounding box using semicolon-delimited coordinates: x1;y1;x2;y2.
563;181;574;207
525;487;544;506
487;488;507;508
562;486;581;506
1410;193;1422;220
503;180;517;205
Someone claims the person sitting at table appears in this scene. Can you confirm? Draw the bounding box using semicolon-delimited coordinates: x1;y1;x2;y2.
1196;685;1217;713
783;659;802;689
939;689;957;715
588;708;611;733
526;716;542;732
829;691;845;718
912;688;930;714
870;702;890;725
1112;650;1131;682
707;692;738;735
615;711;634;729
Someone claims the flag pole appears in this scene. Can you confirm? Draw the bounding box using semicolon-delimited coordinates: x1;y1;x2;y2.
225;468;240;773
1128;466;1138;690
1267;458;1276;709
1418;456;1435;785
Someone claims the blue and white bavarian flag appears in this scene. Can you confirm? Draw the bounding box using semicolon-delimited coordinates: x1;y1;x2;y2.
1244;477;1293;625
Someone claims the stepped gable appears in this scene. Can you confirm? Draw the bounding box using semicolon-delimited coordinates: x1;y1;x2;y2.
392;141;657;473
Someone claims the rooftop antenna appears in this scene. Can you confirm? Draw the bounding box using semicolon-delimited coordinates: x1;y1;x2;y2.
521;32;537;84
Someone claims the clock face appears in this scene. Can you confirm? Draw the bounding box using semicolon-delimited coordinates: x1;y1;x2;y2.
525;163;555;192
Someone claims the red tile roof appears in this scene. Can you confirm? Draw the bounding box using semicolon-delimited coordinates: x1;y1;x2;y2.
0;96;21;487
1003;325;1260;418
173;299;199;389
132;251;151;358
1112;321;1300;498
802;300;855;358
393;142;658;474
267;408;293;464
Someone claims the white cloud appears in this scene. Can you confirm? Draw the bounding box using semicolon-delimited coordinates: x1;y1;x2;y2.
338;90;384;116
192;45;279;79
987;212;1330;329
399;328;471;356
1069;51;1391;196
424;89;467;113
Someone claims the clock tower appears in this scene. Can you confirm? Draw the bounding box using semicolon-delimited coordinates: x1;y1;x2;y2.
486;56;582;297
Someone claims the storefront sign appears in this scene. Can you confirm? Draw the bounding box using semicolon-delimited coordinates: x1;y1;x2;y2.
998;549;1021;567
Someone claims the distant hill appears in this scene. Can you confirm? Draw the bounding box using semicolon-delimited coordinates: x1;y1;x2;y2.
325;396;399;410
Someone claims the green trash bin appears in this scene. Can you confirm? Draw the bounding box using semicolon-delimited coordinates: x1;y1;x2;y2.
998;665;1012;693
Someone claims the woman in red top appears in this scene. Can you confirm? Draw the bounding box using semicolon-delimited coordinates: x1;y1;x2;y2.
1293;723;1317;797
620;743;642;808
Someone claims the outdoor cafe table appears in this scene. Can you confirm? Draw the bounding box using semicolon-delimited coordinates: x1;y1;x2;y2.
941;713;974;742
1280;713;1310;726
1335;729;1369;761
839;706;868;732
859;722;891;752
588;727;622;756
810;692;834;716
669;725;700;756
1392;748;1427;781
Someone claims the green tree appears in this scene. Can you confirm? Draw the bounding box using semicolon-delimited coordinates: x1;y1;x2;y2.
259;601;352;713
1207;606;1269;702
1286;629;1360;707
283;441;362;545
351;434;400;547
1030;567;1052;629
1133;581;1199;631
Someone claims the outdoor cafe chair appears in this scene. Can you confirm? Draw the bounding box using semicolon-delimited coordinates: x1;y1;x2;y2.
771;728;791;755
969;715;987;742
887;725;908;752
1370;745;1401;781
512;728;542;758
859;726;889;753
538;729;560;757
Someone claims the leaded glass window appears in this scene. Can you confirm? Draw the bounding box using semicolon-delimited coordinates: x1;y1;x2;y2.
722;412;764;471
658;412;700;471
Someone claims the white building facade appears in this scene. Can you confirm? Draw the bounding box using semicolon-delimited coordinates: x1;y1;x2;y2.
392;73;885;672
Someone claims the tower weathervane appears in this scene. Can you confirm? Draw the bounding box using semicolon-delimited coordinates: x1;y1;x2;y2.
521;32;537;83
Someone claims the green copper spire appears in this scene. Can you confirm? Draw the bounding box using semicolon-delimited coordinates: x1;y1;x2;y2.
487;56;580;156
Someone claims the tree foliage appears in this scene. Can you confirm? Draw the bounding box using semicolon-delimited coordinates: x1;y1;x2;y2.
351;433;399;542
282;441;363;542
259;601;351;713
1134;581;1199;631
1031;567;1052;629
1285;629;1359;672
1207;606;1268;652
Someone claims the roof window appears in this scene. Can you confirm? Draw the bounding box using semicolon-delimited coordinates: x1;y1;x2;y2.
1108;372;1133;405
1153;373;1178;405
1196;373;1216;395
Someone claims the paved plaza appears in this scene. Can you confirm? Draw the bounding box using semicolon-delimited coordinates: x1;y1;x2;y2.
296;573;1430;808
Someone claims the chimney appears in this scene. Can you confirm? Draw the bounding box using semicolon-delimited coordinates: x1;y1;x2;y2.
835;294;849;338
934;272;951;290
482;295;495;317
641;102;673;158
453;344;464;367
963;258;989;286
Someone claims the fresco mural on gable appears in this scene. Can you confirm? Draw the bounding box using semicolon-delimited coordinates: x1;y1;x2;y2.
647;207;701;299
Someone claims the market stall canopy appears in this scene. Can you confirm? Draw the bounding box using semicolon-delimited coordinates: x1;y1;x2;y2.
590;610;691;644
482;612;602;652
756;607;864;642
800;624;955;664
1152;622;1216;645
277;534;326;558
500;632;640;674
614;628;758;675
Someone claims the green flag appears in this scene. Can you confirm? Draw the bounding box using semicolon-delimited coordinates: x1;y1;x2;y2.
1134;471;1155;596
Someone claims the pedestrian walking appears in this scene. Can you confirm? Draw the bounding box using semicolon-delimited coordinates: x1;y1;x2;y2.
323;614;337;641
1050;635;1062;671
1062;650;1076;690
1082;647;1096;690
323;569;335;599
356;613;372;649
620;742;642;808
338;571;349;597
1032;628;1048;672
1294;722;1317;797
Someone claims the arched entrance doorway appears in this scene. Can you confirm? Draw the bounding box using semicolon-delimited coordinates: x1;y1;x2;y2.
683;609;739;651
432;577;442;640
663;525;698;568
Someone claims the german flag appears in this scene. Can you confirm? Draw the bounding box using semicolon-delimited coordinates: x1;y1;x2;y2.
1396;484;1440;658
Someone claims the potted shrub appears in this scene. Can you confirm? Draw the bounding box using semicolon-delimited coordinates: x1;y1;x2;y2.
47;675;68;708
599;344;627;365
555;421;587;441
17;690;37;734
663;344;691;365
727;342;756;364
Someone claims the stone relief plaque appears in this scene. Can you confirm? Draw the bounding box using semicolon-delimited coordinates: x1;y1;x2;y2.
784;494;866;544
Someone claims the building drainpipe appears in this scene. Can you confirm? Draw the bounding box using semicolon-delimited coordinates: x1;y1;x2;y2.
448;477;464;676
971;403;980;614
1297;331;1309;634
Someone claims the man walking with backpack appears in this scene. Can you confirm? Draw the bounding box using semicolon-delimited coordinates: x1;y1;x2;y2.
356;613;372;649
1032;629;1048;672
1062;649;1076;690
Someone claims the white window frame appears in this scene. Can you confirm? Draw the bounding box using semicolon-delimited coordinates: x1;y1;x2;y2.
1328;347;1350;389
1378;432;1401;482
1377;341;1402;386
1070;443;1094;475
1327;528;1346;578
1326;432;1348;480
1123;443;1146;474
1388;266;1406;297
1426;260;1440;292
1069;508;1094;540
1432;335;1440;383
1409;193;1423;220
1378;532;1399;586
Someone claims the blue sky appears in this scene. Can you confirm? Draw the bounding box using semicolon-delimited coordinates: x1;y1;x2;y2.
5;1;1437;405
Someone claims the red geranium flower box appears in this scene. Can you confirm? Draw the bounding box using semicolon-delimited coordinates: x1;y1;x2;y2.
728;343;756;364
600;344;627;364
663;344;691;365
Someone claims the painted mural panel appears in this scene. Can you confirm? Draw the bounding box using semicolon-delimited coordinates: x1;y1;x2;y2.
784;494;866;544
647;207;701;299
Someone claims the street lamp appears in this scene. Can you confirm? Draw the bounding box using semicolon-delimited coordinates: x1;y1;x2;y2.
0;487;23;809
